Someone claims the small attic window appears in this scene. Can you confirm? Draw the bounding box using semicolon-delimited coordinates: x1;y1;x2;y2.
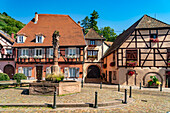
36;35;43;43
17;36;24;43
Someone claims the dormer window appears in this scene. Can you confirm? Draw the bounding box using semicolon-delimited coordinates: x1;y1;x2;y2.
36;36;43;43
17;36;24;43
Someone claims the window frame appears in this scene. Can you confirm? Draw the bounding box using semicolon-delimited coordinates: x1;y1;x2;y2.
69;67;76;78
68;48;76;57
126;49;138;61
6;49;12;55
20;49;29;57
34;48;42;58
36;35;43;43
87;50;98;58
90;40;95;45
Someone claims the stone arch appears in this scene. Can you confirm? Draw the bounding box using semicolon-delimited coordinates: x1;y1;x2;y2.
86;65;101;78
3;64;15;79
143;72;163;85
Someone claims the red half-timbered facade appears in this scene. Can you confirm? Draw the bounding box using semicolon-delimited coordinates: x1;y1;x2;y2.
13;13;86;81
103;15;170;87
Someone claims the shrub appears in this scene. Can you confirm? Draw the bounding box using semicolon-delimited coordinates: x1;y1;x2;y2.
13;73;27;83
0;73;10;81
45;72;64;83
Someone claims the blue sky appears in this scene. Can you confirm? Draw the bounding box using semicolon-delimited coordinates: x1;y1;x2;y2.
1;0;170;34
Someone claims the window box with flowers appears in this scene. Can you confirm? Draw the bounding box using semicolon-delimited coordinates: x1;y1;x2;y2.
126;60;137;67
127;70;135;76
150;34;159;43
168;61;170;66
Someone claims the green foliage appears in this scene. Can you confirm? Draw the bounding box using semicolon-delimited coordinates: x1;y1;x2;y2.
0;73;10;81
98;26;117;42
0;12;25;37
46;73;64;83
148;76;161;86
81;16;90;34
13;73;27;83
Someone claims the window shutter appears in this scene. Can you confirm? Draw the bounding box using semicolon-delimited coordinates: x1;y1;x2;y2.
46;67;51;75
18;67;23;73
76;48;79;58
28;67;32;77
64;67;69;77
42;48;45;58
46;48;49;58
18;49;21;57
65;48;68;58
36;36;38;43
76;68;80;77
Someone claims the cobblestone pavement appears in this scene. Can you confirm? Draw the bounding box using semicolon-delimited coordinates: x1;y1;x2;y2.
0;87;123;104
0;84;170;112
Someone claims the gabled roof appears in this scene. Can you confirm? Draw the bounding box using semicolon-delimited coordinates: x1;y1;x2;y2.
13;14;86;47
103;15;170;58
85;28;105;40
0;30;14;44
104;41;113;47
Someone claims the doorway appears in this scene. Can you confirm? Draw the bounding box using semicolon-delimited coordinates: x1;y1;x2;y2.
3;64;14;79
109;71;112;83
36;66;43;81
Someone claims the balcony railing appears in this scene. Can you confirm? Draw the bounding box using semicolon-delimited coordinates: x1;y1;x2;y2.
0;54;14;60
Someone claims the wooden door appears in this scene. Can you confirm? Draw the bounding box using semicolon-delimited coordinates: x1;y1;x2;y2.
4;64;14;79
36;66;42;80
109;71;112;83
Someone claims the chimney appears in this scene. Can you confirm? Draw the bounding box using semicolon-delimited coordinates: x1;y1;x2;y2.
34;12;38;24
11;33;14;39
77;21;80;26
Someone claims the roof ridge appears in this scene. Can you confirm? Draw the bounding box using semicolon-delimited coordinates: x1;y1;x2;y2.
38;14;69;16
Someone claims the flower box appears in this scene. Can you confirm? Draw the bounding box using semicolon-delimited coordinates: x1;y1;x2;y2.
88;45;96;47
147;76;161;88
150;38;159;43
126;61;137;67
168;61;170;66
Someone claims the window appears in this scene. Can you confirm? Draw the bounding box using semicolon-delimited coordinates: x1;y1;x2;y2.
49;48;53;57
23;67;32;78
68;48;76;56
87;50;98;58
35;49;42;58
113;71;116;80
69;68;76;77
150;34;158;39
6;49;12;55
90;40;95;45
17;36;24;43
20;49;29;57
36;36;43;43
126;49;138;66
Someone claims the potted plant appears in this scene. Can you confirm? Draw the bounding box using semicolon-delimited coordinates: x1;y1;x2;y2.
148;76;161;88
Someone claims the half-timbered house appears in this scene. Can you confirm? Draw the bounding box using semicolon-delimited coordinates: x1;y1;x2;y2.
0;30;15;79
13;13;86;81
83;28;106;83
102;15;170;87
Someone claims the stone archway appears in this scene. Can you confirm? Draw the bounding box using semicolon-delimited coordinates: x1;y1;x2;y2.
143;72;163;86
87;65;100;78
3;64;14;79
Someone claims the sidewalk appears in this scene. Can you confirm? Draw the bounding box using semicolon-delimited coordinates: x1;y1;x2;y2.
84;83;170;92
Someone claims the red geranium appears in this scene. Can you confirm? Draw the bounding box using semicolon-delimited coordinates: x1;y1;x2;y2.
128;71;135;76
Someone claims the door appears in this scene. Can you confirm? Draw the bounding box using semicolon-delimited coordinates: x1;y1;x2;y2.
166;75;170;88
4;64;14;79
36;66;42;80
87;65;100;78
109;71;112;83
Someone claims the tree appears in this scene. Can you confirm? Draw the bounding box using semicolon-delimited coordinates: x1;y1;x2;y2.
81;16;90;34
2;12;8;16
89;10;99;32
99;26;117;42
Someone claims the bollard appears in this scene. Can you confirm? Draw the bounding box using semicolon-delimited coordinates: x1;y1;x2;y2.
122;89;127;104
129;86;132;98
160;84;162;92
94;91;98;108
81;79;83;88
100;82;102;89
140;82;141;90
118;84;120;92
53;87;57;109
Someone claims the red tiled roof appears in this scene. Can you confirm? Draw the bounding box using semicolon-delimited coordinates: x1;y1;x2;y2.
13;14;86;47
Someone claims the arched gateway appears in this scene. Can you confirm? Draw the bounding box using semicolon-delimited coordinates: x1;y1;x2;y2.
87;65;100;78
3;64;14;79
